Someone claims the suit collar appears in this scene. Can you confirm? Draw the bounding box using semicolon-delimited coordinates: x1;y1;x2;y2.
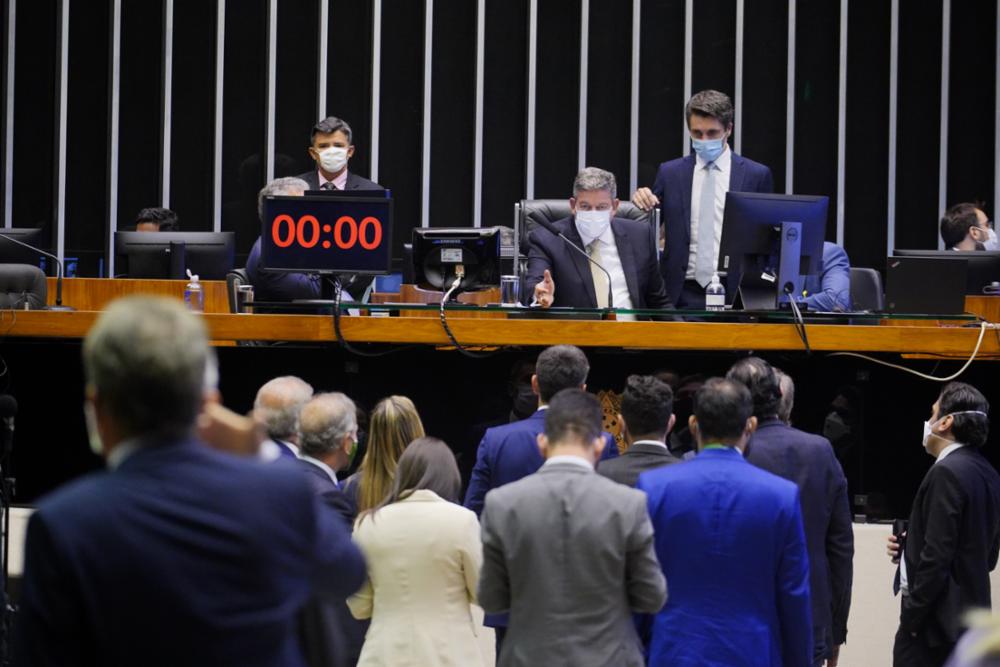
400;489;447;503
730;153;747;192
680;156;697;243
695;446;745;461
627;441;669;454
541;456;594;473
557;217;599;306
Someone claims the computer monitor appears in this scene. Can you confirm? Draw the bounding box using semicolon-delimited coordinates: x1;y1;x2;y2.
718;192;829;309
411;227;502;293
0;228;49;266
892;249;1000;294
114;232;235;280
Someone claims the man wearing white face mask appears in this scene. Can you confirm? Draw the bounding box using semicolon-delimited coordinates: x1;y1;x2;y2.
886;382;1000;667
297;117;382;192
631;90;774;309
940;202;998;252
525;167;672;319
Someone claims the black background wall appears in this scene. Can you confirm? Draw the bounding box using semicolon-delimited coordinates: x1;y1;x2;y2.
1;0;997;276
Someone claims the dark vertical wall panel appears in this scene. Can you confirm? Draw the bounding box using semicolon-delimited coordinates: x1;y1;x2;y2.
275;0;318;178
947;0;997;215
11;0;57;241
0;0;9;226
220;0;266;256
894;2;942;250
117;0;163;234
482;0;527;227
170;0;217;232
585;0;631;190
325;0;373;180
428;0;476;227
533;0;581;198
64;0;109;276
691;0;736;98
741;0;787;188
637;0;685;189
378;1;424;257
793;0;839;235
844;0;890;271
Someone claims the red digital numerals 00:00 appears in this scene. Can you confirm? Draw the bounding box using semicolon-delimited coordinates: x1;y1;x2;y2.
271;215;383;250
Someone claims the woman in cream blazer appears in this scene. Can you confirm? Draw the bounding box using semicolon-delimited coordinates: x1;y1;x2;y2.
349;437;486;667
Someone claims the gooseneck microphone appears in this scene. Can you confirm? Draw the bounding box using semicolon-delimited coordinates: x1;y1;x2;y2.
0;233;74;310
532;217;614;309
0;395;16;460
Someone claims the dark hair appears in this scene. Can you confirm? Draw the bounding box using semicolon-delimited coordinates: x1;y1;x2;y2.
360;437;461;523
621;375;674;438
686;90;734;129
536;345;589;402
693;378;753;444
940;202;983;248
135;207;179;231
726;357;781;419
544;388;603;446
310;116;353;146
938;382;990;448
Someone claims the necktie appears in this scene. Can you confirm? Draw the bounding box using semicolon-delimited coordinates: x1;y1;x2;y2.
589;240;609;308
320;181;336;190
695;162;718;287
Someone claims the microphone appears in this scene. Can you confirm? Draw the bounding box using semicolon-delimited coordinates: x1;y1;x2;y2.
0;233;74;310
533;217;614;309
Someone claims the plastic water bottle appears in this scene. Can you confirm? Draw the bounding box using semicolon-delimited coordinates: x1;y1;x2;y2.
184;270;204;312
705;273;726;311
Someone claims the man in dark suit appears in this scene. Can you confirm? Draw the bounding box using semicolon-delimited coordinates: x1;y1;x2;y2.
296;391;366;667
632;90;774;308
13;296;365;667
254;374;314;459
296;116;382;192
598;374;679;487
463;344;619;651
638;378;812;666
728;357;854;667
479;388;667;667
803;242;852;312
526;167;672;317
887;382;1000;667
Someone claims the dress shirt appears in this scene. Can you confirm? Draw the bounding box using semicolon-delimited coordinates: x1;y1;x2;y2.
574;217;636;321
686;146;732;281
630;439;667;449
107;439;141;469
318;169;349;191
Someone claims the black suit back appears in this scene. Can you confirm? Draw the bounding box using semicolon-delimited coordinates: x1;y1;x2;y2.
597;442;679;488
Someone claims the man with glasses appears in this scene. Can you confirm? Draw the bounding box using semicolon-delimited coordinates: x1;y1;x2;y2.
632;90;774;309
526;167;673;319
940;202;997;251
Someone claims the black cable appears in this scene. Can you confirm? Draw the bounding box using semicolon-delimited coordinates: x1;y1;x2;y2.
784;285;811;354
437;271;501;359
328;277;418;358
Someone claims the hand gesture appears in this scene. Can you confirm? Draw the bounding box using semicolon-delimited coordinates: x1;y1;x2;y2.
534;269;555;308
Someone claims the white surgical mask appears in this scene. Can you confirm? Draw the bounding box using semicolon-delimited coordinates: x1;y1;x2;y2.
922;410;988;452
83;401;104;458
317;146;348;174
984;228;1000;251
575;209;611;241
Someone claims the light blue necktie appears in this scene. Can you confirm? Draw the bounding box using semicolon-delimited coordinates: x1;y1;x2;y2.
695;162;718;287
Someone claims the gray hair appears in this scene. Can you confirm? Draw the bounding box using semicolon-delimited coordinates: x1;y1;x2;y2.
774;368;795;425
573;167;617;199
686;89;734;129
257;176;309;223
254;376;314;441
299;392;358;458
83;296;215;438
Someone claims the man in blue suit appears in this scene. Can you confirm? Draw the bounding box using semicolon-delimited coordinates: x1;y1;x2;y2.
526;167;672;317
638;378;812;667
632;90;774;308
803;242;852;312
464;344;618;649
254;374;315;459
13;297;366;667
728;357;854;667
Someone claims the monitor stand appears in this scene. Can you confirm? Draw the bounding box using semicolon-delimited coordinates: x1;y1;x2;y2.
732;221;805;310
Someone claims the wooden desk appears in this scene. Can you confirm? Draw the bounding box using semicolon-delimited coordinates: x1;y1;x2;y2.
46;278;229;313
4;309;997;356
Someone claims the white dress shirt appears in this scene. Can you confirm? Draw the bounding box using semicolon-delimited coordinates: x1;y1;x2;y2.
686;146;732;281
575;218;636;321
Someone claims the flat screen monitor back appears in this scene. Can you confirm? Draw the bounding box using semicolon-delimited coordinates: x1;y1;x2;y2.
893;249;1000;294
115;232;236;280
0;228;48;266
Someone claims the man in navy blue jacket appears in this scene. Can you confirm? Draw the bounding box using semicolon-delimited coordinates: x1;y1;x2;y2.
632;90;774;308
728;357;854;667
13;297;366;667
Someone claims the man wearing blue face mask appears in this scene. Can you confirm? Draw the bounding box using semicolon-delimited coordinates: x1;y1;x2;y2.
526;167;672;318
886;382;1000;667
632;90;774;308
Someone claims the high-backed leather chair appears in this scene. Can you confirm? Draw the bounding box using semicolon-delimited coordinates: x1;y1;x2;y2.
0;264;47;310
849;267;885;312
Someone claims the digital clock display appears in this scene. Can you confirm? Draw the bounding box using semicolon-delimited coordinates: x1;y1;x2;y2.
260;194;393;275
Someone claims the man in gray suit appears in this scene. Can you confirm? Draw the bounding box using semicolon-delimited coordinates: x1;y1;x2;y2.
479;388;667;667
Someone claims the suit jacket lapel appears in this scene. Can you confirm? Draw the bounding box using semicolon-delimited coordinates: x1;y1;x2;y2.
680;155;696;246
612;220;641;307
730;153;747;193
346;172;359;190
562;219;598;307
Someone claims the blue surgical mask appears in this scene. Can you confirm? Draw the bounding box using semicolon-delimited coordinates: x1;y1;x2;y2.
692;137;726;163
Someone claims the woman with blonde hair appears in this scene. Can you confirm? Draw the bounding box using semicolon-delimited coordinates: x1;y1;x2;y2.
343;395;424;513
349;437;485;667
